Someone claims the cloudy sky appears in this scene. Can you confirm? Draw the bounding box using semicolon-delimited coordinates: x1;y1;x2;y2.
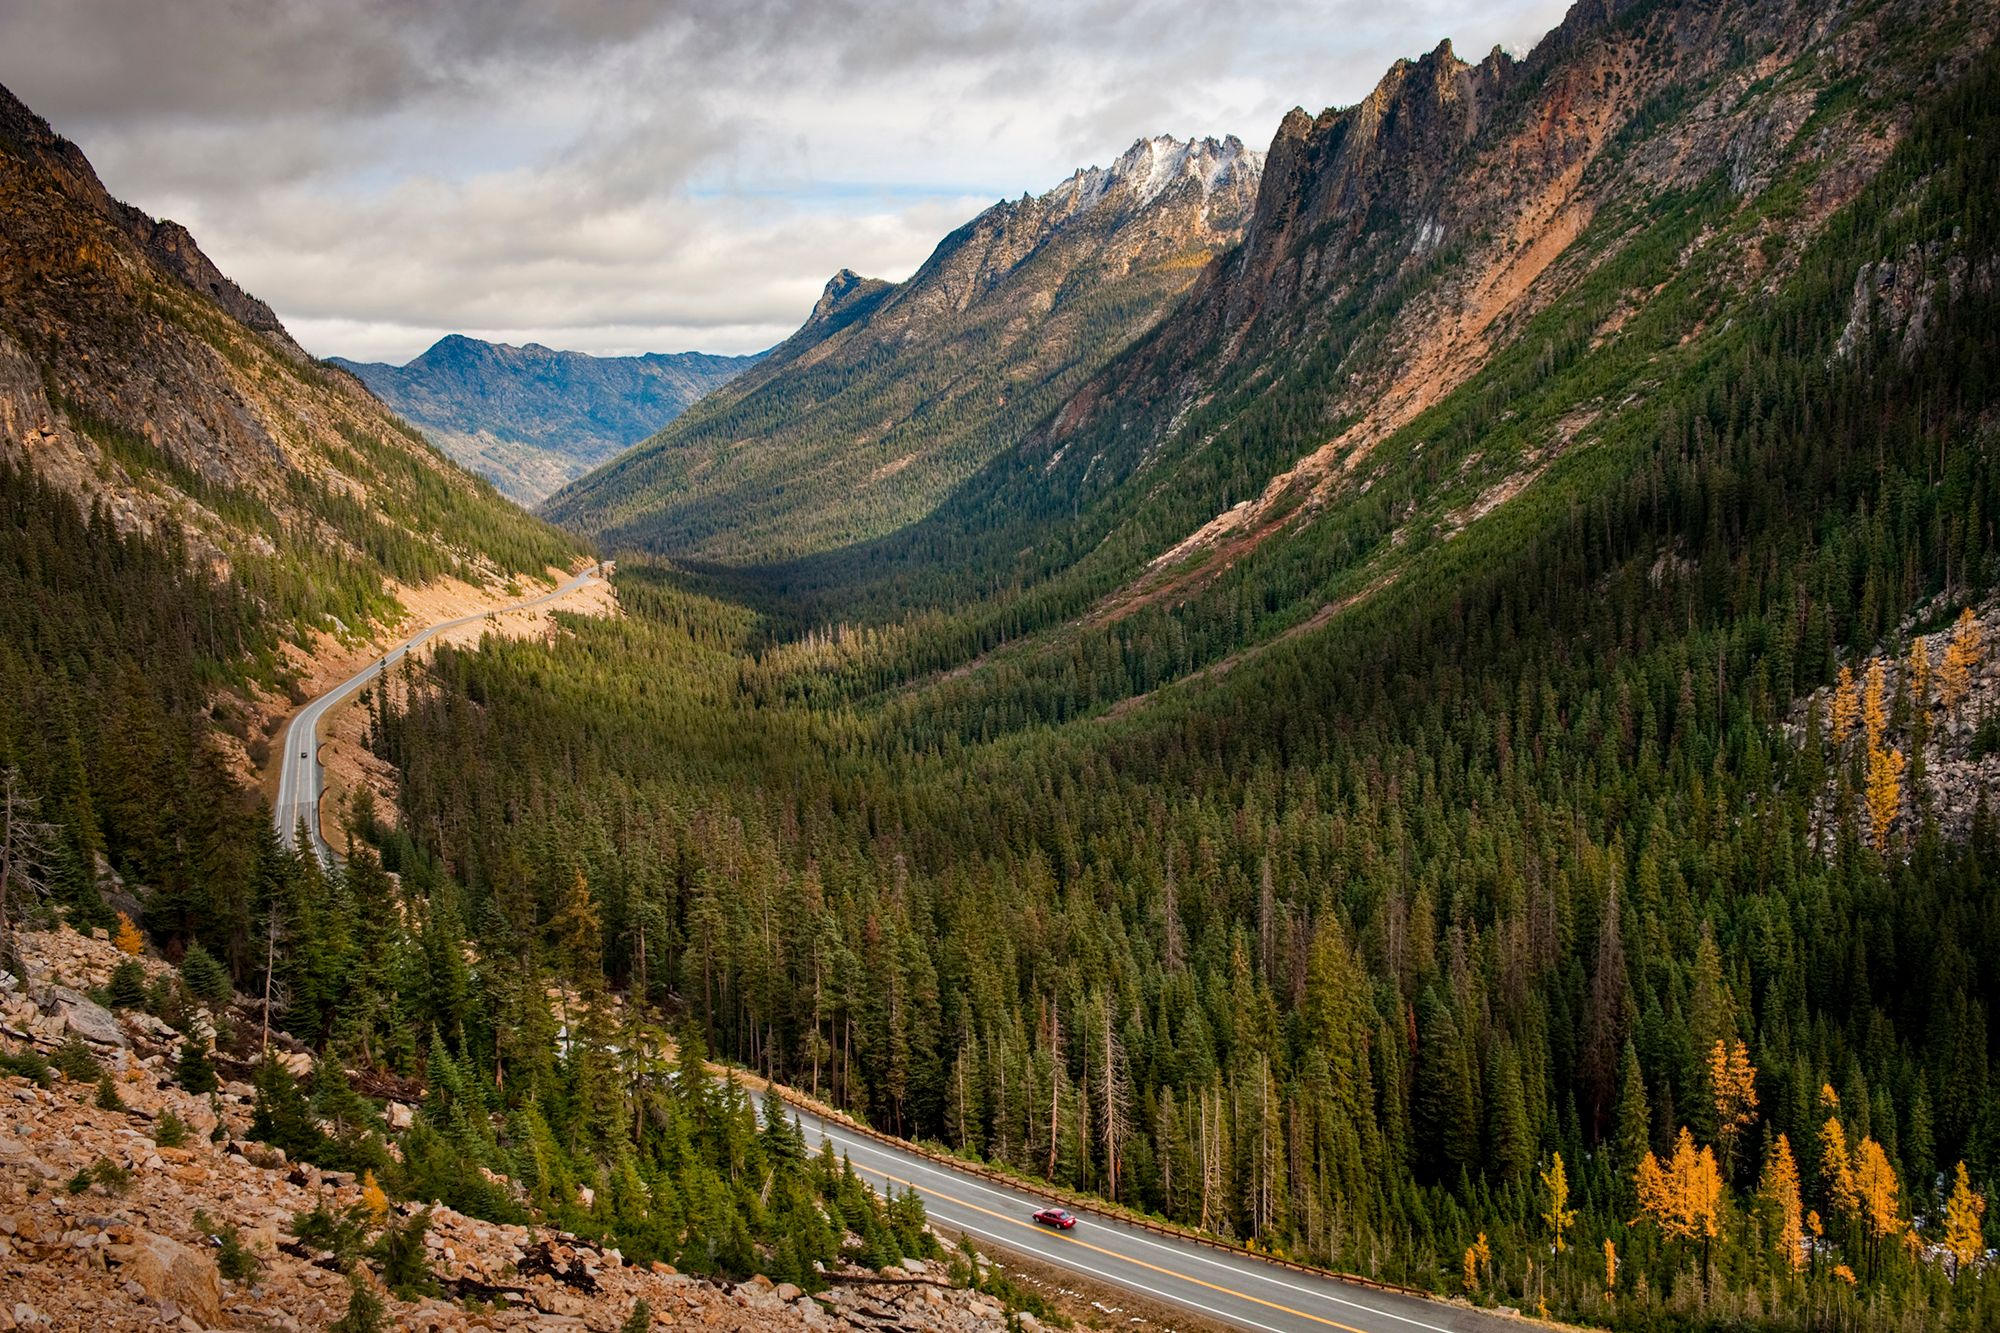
0;0;1569;363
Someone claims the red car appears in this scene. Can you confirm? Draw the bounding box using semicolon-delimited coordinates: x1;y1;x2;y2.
1032;1207;1077;1230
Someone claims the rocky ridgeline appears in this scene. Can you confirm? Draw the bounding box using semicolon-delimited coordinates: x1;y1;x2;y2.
0;927;1013;1331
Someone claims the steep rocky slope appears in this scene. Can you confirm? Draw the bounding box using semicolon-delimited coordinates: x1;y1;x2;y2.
0;81;578;640
331;337;761;505
737;0;1995;663
547;134;1262;562
0;927;1020;1332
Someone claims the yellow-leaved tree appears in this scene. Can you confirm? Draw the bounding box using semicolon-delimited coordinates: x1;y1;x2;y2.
1761;1133;1807;1275
1463;1231;1492;1293
1943;1161;1986;1280
1820;1115;1859;1219
1854;1137;1903;1273
1863;660;1890;751
1543;1152;1577;1254
1830;665;1859;744
113;911;144;956
1941;608;1984;718
1603;1238;1618;1294
1635;1127;1723;1255
1708;1038;1758;1170
1865;743;1905;851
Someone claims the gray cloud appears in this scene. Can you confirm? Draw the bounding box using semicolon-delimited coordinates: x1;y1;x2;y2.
0;0;1570;361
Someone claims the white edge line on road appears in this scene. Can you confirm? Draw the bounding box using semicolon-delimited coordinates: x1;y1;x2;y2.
277;564;600;862
794;1112;1467;1333
796;1120;1294;1333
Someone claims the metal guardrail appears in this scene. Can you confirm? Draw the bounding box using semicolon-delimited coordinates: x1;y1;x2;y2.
739;1068;1441;1305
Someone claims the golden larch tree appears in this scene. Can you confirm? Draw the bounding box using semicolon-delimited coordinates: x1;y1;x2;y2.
1941;608;1984;718
1943;1161;1986;1280
113;911;144;956
1830;665;1859;744
1761;1133;1807;1274
1863;660;1890;751
1603;1238;1618;1294
1463;1231;1492;1293
1820;1115;1858;1218
361;1169;390;1222
1636;1128;1723;1244
1708;1038;1759;1163
1865;743;1905;851
1854;1137;1903;1269
1543;1152;1578;1254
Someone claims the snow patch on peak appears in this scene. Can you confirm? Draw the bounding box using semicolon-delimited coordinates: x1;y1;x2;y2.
1047;134;1262;216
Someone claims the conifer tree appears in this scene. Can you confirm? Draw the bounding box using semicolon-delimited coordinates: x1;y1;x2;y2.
1542;1152;1577;1254
1943;1161;1986;1280
1941;609;1984;719
1819;1114;1859;1219
1853;1137;1903;1273
1762;1134;1807;1275
1830;665;1859;744
1863;661;1890;752
1708;1039;1758;1176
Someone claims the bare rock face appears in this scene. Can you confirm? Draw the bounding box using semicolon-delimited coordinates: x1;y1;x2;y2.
108;1229;223;1327
33;985;126;1049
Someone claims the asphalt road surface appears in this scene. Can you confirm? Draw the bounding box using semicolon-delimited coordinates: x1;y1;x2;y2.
273;564;601;862
782;1103;1524;1333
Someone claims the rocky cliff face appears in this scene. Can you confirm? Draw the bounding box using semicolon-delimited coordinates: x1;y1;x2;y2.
0;80;573;625
544;134;1263;562
1006;0;1995;619
331;336;762;504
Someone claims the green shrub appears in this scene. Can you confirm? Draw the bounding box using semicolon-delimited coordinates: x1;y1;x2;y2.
196;1211;263;1282
95;1072;125;1111
66;1158;131;1195
108;960;148;1010
370;1208;439;1300
290;1199;370;1272
155;1109;190;1148
175;1041;218;1095
53;1036;102;1082
329;1276;383;1333
179;943;231;1006
0;1049;52;1087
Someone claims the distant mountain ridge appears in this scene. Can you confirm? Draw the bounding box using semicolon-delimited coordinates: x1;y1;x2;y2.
545;133;1262;561
331;336;761;504
0;79;575;639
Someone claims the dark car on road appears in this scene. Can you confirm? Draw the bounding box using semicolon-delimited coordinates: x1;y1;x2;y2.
1032;1207;1077;1230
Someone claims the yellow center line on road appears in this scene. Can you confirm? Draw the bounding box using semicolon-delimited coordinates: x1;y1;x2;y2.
845;1156;1374;1333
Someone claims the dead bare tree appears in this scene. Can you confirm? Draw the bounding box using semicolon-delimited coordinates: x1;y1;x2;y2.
1099;993;1132;1201
0;767;59;974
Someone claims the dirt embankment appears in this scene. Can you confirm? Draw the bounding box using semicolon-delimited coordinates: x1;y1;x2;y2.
221;564;618;844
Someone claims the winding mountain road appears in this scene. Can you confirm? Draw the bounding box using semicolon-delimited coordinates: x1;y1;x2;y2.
271;566;1522;1332
782;1102;1523;1333
273;564;601;862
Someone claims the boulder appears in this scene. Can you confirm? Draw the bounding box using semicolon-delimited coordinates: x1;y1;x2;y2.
38;985;126;1049
107;1230;221;1326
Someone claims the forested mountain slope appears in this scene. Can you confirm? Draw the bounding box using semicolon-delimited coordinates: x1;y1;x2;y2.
331;336;761;504
0;83;577;636
357;1;2000;1330
546;134;1262;561
714;0;1993;664
0;76;575;1042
